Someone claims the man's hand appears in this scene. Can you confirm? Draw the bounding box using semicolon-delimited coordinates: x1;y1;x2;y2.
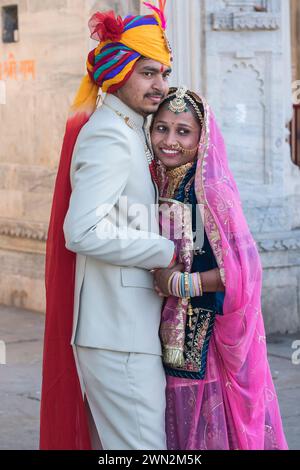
153;263;184;297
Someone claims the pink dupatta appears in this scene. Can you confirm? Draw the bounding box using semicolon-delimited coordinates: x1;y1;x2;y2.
160;98;288;450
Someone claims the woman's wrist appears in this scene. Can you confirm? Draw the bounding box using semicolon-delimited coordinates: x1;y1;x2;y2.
168;272;203;298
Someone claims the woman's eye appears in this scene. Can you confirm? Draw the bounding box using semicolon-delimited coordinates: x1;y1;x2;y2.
156;125;166;132
144;72;153;77
178;129;189;135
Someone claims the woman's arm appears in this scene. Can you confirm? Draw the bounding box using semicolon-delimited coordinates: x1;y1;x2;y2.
200;267;225;293
154;266;224;297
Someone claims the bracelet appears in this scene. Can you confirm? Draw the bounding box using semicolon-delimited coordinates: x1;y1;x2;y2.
168;272;183;297
181;272;185;297
191;273;197;297
188;274;194;297
197;272;203;296
167;272;176;295
184;272;190;298
175;273;181;297
168;272;203;299
172;272;180;297
182;273;203;297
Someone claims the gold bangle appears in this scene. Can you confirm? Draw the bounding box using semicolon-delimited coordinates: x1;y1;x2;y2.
198;272;203;296
184;271;190;297
191;273;197;297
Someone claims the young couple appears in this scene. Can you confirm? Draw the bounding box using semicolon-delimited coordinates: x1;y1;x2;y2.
40;3;288;450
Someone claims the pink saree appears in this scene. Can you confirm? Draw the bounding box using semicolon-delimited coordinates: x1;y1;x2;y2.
158;98;288;450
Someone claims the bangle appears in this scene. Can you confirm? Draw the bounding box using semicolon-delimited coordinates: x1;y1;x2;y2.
188;274;194;297
169;272;182;297
181;273;185;297
191;273;197;297
184;272;190;298
171;272;177;296
167;272;176;295
197;272;203;296
171;273;177;296
177;273;182;297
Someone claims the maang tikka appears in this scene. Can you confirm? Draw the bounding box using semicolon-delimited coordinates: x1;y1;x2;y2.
168;86;188;114
167;85;204;127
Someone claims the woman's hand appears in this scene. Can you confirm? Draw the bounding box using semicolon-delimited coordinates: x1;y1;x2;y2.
153;263;184;297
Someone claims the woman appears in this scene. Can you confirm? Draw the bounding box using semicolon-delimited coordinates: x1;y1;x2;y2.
150;86;288;450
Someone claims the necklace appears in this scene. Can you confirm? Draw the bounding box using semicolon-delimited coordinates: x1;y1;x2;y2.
103;103;158;185
103;104;152;164
165;162;194;199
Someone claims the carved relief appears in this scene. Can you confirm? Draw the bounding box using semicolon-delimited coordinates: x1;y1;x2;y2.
212;12;280;30
221;60;266;185
258;237;300;252
0;218;47;241
212;1;280;30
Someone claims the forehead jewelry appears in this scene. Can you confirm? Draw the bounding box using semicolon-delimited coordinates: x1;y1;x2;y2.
168;86;188;114
167;86;204;128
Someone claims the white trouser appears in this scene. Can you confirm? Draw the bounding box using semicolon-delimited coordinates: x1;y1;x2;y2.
76;346;167;450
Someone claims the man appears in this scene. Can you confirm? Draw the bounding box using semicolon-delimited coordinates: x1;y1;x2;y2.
40;5;177;450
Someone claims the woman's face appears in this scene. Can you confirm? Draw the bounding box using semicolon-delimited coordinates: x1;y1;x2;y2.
151;104;201;169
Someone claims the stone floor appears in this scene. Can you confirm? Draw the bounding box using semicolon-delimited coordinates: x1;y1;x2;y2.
0;305;299;450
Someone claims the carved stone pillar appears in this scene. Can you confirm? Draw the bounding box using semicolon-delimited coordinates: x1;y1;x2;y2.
163;0;203;94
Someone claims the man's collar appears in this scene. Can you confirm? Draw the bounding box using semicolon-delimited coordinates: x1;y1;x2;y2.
103;93;145;129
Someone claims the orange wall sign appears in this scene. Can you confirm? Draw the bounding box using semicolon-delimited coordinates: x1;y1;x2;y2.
0;53;36;80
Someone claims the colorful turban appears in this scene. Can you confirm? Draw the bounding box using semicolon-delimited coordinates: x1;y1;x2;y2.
87;2;172;93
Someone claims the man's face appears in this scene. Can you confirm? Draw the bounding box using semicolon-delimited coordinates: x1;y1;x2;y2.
114;58;171;117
